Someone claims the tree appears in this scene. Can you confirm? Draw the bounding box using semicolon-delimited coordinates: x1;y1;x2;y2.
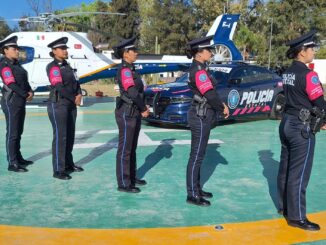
138;0;197;54
0;18;11;40
108;0;140;47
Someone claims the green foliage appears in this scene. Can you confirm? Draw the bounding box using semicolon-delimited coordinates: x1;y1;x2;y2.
316;47;326;59
0;18;11;40
108;0;140;47
138;0;197;55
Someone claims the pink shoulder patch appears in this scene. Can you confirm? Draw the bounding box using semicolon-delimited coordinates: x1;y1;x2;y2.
49;66;63;85
1;67;15;85
195;70;213;95
306;71;323;101
121;68;135;91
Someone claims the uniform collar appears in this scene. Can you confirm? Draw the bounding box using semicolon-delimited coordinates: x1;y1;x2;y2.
54;58;67;66
293;60;308;69
193;59;208;70
122;59;135;70
4;56;18;65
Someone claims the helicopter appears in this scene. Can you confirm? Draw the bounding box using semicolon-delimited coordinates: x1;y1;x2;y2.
0;12;242;92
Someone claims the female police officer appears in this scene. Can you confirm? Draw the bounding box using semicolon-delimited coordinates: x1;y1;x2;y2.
113;37;149;193
46;37;83;180
0;36;34;172
278;30;326;230
185;36;229;206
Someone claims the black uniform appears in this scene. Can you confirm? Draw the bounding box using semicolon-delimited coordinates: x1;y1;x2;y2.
46;58;82;176
186;60;224;199
0;52;33;171
278;60;326;222
115;60;147;189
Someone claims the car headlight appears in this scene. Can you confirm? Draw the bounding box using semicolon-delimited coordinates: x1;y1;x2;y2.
169;96;192;104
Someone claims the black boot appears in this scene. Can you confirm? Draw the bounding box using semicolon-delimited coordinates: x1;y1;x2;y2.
53;172;72;180
199;189;213;198
65;165;84;172
287;219;320;231
18;159;34;165
135;178;147;186
8;164;28;172
186;196;211;206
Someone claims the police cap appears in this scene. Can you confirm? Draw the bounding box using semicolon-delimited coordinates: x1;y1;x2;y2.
47;37;69;49
112;37;137;59
187;35;214;50
0;36;18;49
286;30;318;49
113;37;137;51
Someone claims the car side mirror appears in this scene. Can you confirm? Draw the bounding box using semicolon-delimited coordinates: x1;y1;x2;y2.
229;78;241;85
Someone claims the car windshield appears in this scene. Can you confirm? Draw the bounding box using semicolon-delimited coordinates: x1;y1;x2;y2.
174;73;189;84
211;70;229;84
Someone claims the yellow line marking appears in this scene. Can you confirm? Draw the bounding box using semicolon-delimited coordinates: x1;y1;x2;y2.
1;212;326;244
79;63;118;79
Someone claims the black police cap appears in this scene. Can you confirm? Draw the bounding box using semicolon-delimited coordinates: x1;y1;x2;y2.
0;36;18;49
187;35;214;50
47;37;69;49
286;30;318;49
113;37;137;51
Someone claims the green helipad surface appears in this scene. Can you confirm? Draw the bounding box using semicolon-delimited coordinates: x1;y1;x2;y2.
0;97;325;244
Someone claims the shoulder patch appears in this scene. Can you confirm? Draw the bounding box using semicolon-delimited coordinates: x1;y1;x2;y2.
310;75;319;85
199;73;208;82
123;70;132;78
120;68;135;91
306;71;323;101
1;67;15;85
195;70;213;95
49;66;63;85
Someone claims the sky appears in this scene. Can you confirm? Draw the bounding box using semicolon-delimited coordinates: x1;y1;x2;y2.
0;0;109;29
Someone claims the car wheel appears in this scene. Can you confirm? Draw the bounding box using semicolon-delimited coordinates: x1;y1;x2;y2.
270;93;285;120
81;89;88;96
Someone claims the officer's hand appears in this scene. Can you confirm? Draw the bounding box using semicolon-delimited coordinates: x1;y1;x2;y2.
223;103;229;119
26;92;34;102
321;124;326;130
141;109;149;118
75;94;82;106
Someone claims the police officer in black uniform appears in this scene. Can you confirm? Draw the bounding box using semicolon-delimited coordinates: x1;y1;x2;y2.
46;37;84;180
113;37;149;193
185;36;229;206
0;36;34;172
278;30;326;231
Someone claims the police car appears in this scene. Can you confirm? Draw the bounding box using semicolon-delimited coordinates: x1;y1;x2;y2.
143;63;284;126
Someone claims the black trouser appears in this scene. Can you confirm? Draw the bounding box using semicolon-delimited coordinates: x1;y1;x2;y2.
115;103;141;188
278;113;315;221
1;98;26;166
47;102;77;173
186;106;215;197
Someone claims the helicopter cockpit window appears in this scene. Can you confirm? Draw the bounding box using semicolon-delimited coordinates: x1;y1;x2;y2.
93;46;101;53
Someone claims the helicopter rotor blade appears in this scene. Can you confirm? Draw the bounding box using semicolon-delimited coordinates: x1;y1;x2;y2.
62;21;119;39
54;12;126;18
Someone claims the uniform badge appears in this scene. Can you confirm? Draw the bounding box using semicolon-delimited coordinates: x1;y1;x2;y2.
52;70;60;76
199;74;207;82
124;70;132;77
4;71;12;77
311;75;319;85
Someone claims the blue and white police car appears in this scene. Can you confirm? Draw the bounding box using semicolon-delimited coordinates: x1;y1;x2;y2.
143;63;284;126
